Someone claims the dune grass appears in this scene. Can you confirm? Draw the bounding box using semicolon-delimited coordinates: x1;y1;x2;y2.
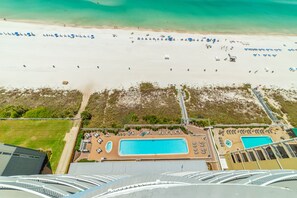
0;88;82;118
85;83;181;128
185;86;271;124
264;89;297;127
0;120;72;172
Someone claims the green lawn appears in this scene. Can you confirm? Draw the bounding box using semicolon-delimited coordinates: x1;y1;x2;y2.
0;120;72;172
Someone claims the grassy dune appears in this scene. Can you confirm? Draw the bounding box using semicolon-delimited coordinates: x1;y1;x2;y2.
85;83;181;128
185;86;270;124
0;88;82;118
264;89;297;127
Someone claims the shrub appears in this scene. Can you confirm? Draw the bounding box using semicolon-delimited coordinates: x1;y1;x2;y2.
143;115;160;124
78;159;96;163
0;105;28;118
75;132;84;151
81;111;92;120
180;126;187;133
81;111;92;126
111;123;121;128
243;83;251;90
130;113;139;122
23;107;53;118
139;82;155;93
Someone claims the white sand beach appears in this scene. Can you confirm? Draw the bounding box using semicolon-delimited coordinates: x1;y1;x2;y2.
0;21;296;92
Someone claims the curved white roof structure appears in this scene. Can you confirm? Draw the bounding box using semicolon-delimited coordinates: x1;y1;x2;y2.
0;170;297;197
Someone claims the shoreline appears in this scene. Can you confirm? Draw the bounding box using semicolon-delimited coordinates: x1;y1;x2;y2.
2;18;297;37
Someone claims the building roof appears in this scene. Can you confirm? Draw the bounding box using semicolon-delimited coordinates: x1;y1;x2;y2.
68;160;208;175
0;170;297;198
0;143;46;176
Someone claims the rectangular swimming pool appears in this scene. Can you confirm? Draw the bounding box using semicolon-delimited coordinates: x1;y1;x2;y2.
119;138;189;156
241;136;273;149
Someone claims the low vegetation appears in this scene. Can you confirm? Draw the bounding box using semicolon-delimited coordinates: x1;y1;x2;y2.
0;120;72;172
75;131;84;151
84;83;181;128
185;86;270;124
125;125;187;133
0;88;82;118
263;89;297;127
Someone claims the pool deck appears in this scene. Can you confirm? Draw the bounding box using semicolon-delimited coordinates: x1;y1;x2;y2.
74;125;220;170
213;126;290;155
88;135;196;161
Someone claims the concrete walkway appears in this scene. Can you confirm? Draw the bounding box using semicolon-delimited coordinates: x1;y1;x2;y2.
55;92;91;174
252;88;279;123
177;87;189;125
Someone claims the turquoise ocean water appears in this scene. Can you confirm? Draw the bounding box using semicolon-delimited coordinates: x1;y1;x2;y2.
0;0;297;34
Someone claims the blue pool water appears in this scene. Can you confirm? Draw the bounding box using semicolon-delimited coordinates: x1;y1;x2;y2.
225;139;233;148
119;138;188;156
105;141;113;153
241;136;273;149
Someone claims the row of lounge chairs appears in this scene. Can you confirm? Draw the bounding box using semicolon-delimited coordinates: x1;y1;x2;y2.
0;31;95;39
85;132;101;139
192;141;208;155
43;33;95;39
0;32;35;36
223;128;273;135
192;142;199;155
245;48;281;52
136;37;218;43
253;54;277;57
218;137;225;147
118;130;182;136
158;131;181;135
288;49;297;51
193;148;209;155
193;148;199;155
118;131;135;136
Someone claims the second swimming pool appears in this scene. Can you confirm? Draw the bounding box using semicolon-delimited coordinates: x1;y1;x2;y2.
241;136;273;149
119;138;189;156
